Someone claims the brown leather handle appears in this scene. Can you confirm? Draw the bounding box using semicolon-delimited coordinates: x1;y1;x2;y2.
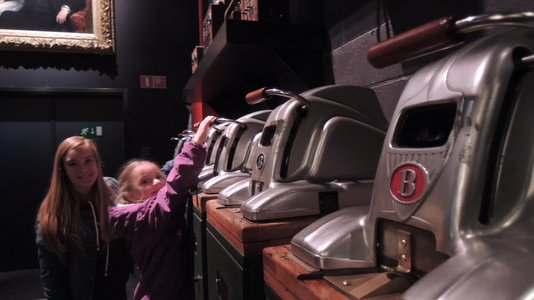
245;87;268;104
367;16;462;69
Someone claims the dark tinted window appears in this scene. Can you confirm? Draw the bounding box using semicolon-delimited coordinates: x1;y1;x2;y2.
260;125;276;146
394;103;456;148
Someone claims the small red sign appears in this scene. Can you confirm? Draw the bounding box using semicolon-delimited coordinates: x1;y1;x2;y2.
153;76;167;89
140;75;167;89
140;75;153;88
390;163;426;203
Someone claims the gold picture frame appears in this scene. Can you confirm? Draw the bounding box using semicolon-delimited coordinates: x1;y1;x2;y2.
0;0;115;54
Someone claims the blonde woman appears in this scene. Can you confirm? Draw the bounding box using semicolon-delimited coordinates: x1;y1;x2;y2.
36;136;131;299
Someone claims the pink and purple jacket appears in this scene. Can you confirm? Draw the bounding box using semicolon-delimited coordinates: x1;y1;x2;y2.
109;141;206;300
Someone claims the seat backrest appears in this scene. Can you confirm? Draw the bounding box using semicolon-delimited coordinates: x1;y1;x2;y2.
248;85;388;196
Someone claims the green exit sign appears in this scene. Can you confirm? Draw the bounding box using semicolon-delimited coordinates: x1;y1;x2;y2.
80;126;103;137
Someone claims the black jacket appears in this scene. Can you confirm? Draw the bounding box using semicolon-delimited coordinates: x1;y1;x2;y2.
36;207;131;300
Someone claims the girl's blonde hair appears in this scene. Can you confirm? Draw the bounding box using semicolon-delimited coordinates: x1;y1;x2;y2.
115;159;164;205
36;136;114;261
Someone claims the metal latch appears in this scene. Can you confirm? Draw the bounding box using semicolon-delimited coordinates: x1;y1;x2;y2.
395;230;412;273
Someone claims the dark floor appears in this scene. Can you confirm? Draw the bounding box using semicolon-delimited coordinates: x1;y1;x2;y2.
0;269;44;300
0;268;137;300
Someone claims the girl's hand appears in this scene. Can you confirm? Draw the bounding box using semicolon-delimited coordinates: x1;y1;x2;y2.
193;116;216;146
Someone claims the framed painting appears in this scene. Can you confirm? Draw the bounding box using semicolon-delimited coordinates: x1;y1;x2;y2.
0;0;115;54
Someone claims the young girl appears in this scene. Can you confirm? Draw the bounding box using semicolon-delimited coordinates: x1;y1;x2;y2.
109;115;216;300
114;159;166;206
36;136;132;299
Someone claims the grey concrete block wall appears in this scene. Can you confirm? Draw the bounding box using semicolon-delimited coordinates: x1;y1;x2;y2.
323;0;534;121
328;23;406;121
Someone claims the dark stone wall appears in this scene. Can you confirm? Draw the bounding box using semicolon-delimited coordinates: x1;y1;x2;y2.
323;0;534;120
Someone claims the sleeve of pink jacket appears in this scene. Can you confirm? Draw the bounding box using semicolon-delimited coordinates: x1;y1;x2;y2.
108;141;206;240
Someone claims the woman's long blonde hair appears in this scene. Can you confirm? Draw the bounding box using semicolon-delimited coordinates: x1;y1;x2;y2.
37;136;113;261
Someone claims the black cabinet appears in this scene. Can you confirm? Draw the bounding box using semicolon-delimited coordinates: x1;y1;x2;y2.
193;208;208;300
201;200;317;300
191;193;219;300
206;222;264;300
183;19;328;119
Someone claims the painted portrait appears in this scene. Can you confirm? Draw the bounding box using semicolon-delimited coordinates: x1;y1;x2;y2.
0;0;114;53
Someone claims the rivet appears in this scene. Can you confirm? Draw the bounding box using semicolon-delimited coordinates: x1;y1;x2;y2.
342;280;352;286
401;254;407;262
